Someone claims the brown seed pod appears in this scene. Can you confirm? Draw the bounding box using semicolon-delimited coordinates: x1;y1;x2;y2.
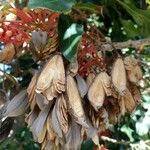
124;56;143;85
121;89;136;113
55;94;69;134
46;114;56;141
88;72;105;111
119;97;126;116
66;75;88;127
36;54;65;98
112;57;127;95
30;104;51;143
100;72;112;96
129;83;141;104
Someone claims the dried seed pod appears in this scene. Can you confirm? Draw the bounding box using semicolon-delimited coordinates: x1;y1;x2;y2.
51;102;63;138
36;54;65;97
112;57;127;95
119;97;126;116
65;120;82;150
66;75;88;128
88;73;105;111
55;95;69;134
100;72;112;96
35;93;51;110
76;74;88;98
30;104;51;143
4;90;28;117
25;106;39;128
124;56;143;84
46;114;56;141
129;83;141;103
0;43;15;63
121;89;136;113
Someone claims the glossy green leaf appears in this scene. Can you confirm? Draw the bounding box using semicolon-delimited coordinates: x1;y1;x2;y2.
117;0;150;37
28;0;76;12
121;19;141;38
58;15;84;62
73;3;102;13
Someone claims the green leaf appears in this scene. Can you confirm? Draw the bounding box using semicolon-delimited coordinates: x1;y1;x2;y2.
28;0;76;12
73;3;102;13
81;140;94;150
58;15;84;62
117;0;150;37
121;19;141;38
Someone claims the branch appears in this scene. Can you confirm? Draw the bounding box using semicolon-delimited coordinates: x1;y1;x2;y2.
100;38;150;51
101;136;131;146
101;136;150;149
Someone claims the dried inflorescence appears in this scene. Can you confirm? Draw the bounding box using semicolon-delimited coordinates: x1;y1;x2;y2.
23;52;142;149
1;8;143;150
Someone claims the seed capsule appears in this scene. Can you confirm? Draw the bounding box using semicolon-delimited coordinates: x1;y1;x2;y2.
88;73;105;111
112;57;127;95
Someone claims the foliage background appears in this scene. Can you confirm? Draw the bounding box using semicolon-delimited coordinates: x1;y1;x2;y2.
0;0;150;149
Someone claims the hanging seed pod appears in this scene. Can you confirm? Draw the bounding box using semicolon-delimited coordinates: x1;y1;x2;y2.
46;114;56;141
66;75;88;128
36;54;65;97
88;72;105;111
35;93;51;110
124;56;143;85
129;83;141;104
51;102;63;138
76;74;88;98
121;89;136;113
4;90;28;117
55;94;69;134
25;106;40;128
65;120;82;150
100;72;112;96
119;98;126;116
112;57;127;95
30;104;51;143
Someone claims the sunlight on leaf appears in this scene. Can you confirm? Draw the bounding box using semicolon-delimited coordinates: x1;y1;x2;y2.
28;0;76;12
118;0;150;37
58;15;84;62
